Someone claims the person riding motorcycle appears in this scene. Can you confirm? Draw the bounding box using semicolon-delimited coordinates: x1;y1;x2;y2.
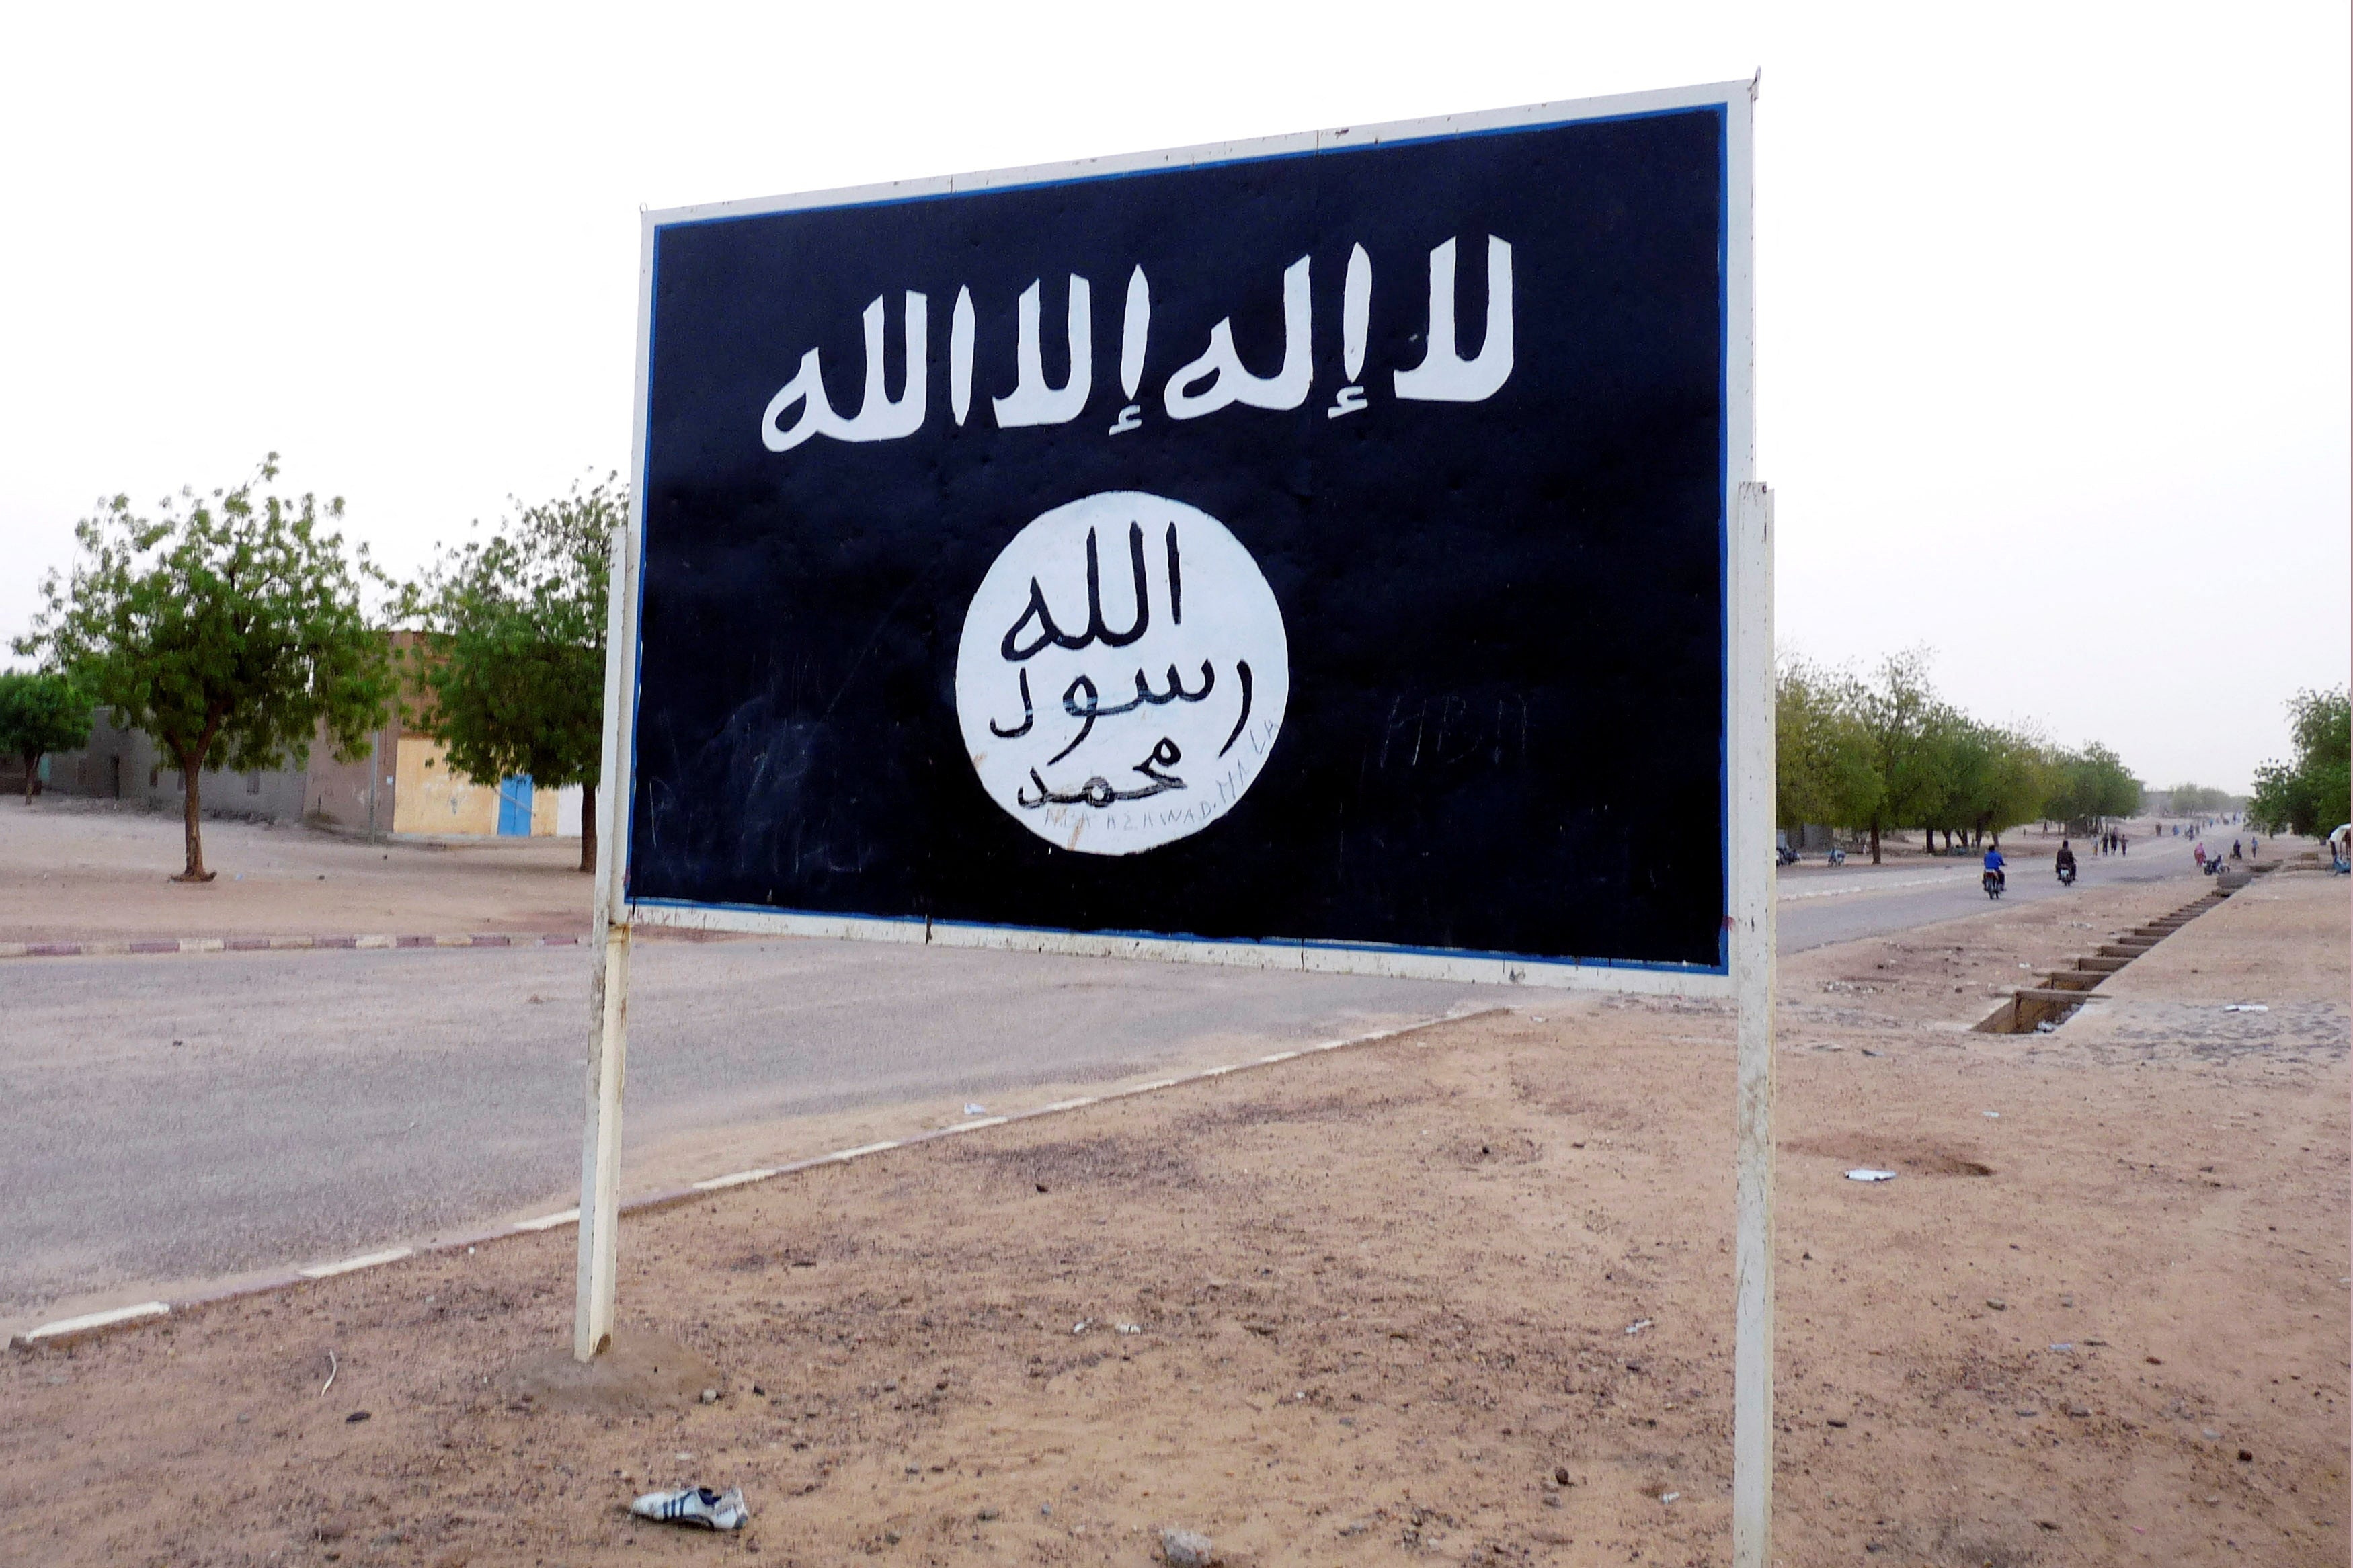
1982;843;2007;891
2054;839;2077;884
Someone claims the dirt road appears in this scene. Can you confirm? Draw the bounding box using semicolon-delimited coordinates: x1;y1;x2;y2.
5;868;2342;1566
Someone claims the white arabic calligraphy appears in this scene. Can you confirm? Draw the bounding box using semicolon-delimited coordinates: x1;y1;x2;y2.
949;286;976;427
993;275;1092;428
762;292;930;451
1393;236;1513;403
759;237;1513;450
1164;255;1313;421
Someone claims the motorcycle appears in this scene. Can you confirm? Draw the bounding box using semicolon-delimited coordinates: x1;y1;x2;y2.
1827;845;1847;866
1776;845;1801;867
1982;868;2005;899
2056;860;2076;886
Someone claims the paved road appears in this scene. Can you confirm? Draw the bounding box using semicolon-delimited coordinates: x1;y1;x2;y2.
5;840;2226;1327
1;940;1468;1325
1778;843;2210;950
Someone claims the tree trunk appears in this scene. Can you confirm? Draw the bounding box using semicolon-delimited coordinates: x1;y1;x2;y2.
579;778;598;874
21;753;34;804
175;757;214;882
1869;819;1882;865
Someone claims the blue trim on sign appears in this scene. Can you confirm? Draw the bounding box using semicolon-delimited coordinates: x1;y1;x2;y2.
627;895;1732;978
1715;101;1732;975
651;101;1737;234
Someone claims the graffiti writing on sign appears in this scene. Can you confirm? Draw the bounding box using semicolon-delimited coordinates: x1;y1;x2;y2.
764;237;1511;450
955;492;1288;855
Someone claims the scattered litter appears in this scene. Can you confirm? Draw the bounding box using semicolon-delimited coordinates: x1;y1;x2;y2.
319;1350;337;1397
962;1102;988;1116
1987;1299;2007;1311
1659;1491;1681;1504
1072;1319;1090;1334
1845;1169;1897;1182
344;1410;370;1424
699;1387;719;1404
1860;1048;1884;1057
1983;1111;2000;1119
630;1486;748;1531
2202;1427;2221;1440
1115;1322;1142;1335
1624;1318;1653;1335
2221;1004;2269;1013
1529;1014;1546;1022
2033;1020;2059;1033
1161;1526;1218;1567
2049;1342;2074;1352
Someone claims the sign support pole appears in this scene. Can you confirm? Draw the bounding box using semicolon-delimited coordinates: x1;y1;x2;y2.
573;917;630;1360
574;257;652;1360
1728;481;1776;1565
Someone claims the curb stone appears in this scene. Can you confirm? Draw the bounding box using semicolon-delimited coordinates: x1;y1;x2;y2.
0;932;583;961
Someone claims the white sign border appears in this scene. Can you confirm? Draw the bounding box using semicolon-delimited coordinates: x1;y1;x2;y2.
600;79;1758;999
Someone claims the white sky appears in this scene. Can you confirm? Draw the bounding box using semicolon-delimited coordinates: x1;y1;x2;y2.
3;1;2344;793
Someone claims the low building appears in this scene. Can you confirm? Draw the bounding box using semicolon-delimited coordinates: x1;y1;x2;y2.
37;653;581;839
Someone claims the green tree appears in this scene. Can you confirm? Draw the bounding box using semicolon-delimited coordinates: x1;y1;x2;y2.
1853;649;1956;864
2162;782;2232;816
399;476;620;873
1937;720;2053;848
14;456;393;881
0;671;94;803
2055;743;2142;823
1776;659;1880;835
2248;687;2350;837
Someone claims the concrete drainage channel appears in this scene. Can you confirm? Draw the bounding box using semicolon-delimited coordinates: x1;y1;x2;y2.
1974;862;2276;1034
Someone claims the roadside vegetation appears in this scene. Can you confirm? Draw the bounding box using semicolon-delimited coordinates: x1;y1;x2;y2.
0;671;93;804
13;457;393;880
2248;686;2350;837
1777;649;2143;863
2159;782;2237;816
393;477;623;874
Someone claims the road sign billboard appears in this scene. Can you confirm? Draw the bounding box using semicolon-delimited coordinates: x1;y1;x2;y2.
609;81;1754;989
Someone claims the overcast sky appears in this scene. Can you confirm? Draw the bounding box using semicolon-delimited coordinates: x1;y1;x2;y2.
3;2;2344;793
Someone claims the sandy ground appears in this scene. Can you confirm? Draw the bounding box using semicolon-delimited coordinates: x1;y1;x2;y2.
3;868;2344;1567
0;798;595;943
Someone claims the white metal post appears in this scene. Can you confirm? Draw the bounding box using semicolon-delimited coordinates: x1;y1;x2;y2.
573;212;656;1362
573;920;631;1358
1729;481;1776;1565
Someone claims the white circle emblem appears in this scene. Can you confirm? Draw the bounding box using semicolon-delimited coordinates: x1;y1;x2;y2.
956;491;1289;856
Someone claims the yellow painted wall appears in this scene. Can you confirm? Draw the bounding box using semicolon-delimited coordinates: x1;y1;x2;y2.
391;736;567;836
393;737;500;835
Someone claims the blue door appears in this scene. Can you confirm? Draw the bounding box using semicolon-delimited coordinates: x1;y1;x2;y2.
496;775;534;835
